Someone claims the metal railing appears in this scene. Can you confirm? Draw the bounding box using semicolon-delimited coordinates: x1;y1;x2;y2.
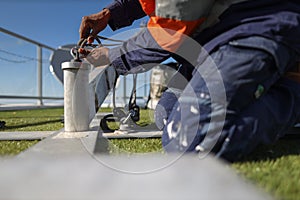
0;27;63;105
0;27;152;108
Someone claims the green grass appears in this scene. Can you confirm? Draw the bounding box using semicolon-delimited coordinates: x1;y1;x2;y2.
0;108;63;157
234;155;300;200
0;108;64;131
98;108;163;154
109;138;163;154
1;108;300;200
0;140;39;156
233;140;300;200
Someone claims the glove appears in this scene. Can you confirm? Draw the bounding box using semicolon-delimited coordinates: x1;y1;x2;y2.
84;47;110;67
79;8;111;43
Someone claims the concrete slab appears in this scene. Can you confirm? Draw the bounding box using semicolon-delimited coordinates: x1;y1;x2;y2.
105;130;162;138
0;112;274;200
15;128;160;158
0;129;161;141
0;111;161;141
17;130;97;158
0;155;272;200
0;131;54;140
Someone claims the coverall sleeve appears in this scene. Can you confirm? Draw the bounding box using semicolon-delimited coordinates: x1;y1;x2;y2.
108;28;171;75
106;0;147;31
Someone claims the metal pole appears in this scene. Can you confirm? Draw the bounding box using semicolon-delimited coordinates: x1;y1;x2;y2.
37;45;43;105
123;76;126;106
0;27;55;51
144;72;147;97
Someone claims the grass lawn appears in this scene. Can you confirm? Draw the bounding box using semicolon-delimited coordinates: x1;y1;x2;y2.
1;107;300;199
233;140;300;200
0;108;64;132
0;140;39;156
0;108;64;156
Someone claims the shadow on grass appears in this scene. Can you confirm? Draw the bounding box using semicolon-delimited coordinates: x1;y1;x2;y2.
239;138;300;162
1;119;62;130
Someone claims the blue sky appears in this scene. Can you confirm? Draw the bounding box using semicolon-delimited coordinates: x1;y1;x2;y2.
0;0;146;48
0;0;148;104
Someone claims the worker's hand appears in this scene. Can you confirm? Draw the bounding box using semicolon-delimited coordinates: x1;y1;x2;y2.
84;47;110;67
79;8;111;44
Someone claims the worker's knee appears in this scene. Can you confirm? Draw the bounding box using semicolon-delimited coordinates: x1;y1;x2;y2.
154;88;181;130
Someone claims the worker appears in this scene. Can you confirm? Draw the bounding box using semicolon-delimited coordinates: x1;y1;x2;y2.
79;0;215;128
79;0;300;162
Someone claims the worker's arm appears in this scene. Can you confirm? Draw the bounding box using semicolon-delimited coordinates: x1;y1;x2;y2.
86;0;213;74
107;0;214;74
80;0;146;42
84;28;172;74
108;28;171;75
106;0;147;31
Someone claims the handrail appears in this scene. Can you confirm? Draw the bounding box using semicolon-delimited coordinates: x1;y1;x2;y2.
0;27;61;105
0;95;63;100
0;27;55;51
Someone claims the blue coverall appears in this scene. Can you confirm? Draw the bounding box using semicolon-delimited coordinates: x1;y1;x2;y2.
103;0;300;161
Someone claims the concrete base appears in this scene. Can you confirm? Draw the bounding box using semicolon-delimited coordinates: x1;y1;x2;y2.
0;130;162;141
0;131;55;140
0;154;272;200
16;129;97;158
0;112;274;200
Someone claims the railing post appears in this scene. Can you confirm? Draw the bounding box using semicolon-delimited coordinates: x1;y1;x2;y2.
123;76;126;106
37;45;43;106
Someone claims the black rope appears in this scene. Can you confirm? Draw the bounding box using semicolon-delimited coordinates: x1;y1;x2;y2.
0;48;48;63
97;35;125;43
0;56;33;63
129;74;137;109
0;49;36;60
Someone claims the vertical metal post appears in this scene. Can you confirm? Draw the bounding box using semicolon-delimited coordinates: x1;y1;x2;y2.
123;76;126;106
144;72;147;98
37;45;43;105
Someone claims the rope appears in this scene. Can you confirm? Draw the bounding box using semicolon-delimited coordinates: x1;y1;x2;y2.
97;35;125;43
0;56;33;64
57;35;124;55
72;35;125;61
77;35;124;48
0;48;49;63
